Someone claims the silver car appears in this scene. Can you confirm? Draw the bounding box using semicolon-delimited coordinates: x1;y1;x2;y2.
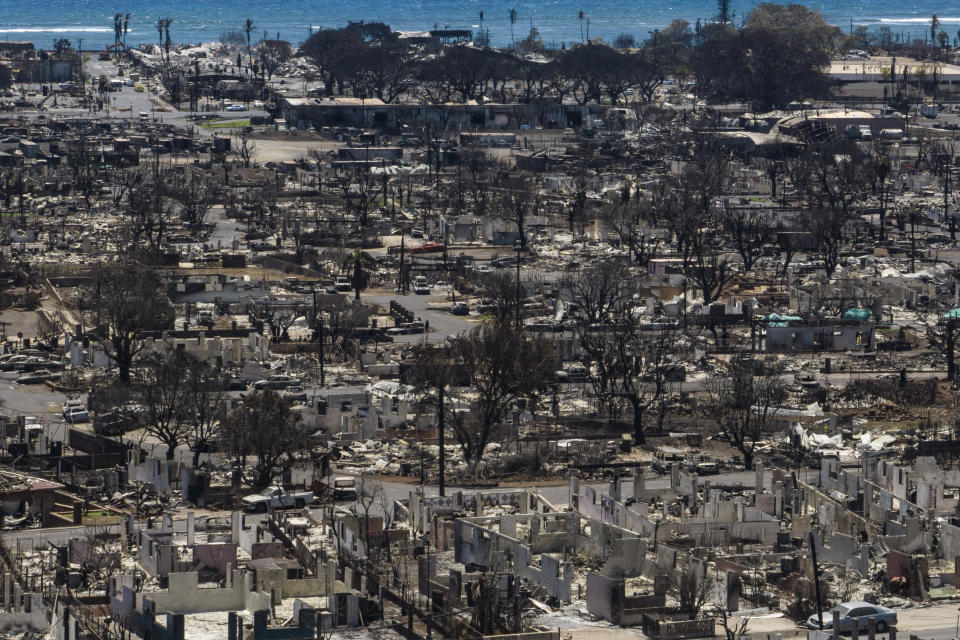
807;602;897;633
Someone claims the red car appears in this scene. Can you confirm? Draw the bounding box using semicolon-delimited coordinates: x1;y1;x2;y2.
410;242;444;254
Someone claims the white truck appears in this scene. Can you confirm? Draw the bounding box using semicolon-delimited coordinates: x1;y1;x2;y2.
921;103;939;118
331;477;358;501
242;486;314;512
413;275;430;295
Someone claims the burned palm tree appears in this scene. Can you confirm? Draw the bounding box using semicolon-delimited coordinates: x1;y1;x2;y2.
113;13;123;45
341;250;377;300
243;18;256;68
163;18;173;61
155;18;165;60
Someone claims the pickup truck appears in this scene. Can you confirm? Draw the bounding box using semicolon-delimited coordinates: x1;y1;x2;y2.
331;477;358;501
242;486;314;512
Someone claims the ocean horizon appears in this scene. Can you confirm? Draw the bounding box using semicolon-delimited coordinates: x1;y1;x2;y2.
2;0;959;51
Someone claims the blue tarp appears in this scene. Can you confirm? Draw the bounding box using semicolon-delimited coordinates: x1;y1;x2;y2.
842;308;872;322
760;313;802;327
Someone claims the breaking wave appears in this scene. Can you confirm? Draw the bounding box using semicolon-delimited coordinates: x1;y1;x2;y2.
874;17;960;24
0;26;114;33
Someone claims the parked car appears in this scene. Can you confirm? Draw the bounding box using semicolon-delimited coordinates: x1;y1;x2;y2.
555;365;589;383
253;375;299;390
806;602;897;632
225;104;247;111
386;322;425;336
65;407;90;423
0;355;29;371
93;411;134;436
413;276;430;295
17;357;59;372
449;301;469;315
334;275;352;292
17;369;59;384
224;378;248;391
284;386;308;402
62;399;85;419
242;486;314;512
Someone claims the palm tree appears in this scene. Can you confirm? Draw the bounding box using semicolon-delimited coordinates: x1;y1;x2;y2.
578;10;585;42
342;250;377;301
717;0;731;24
123;13;131;48
243;19;256;69
163;18;173;61
113;13;123;45
155;19;164;58
509;8;518;46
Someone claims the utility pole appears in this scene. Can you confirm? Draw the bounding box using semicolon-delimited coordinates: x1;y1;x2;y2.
397;235;406;295
318;311;325;387
809;531;824;631
437;385;445;496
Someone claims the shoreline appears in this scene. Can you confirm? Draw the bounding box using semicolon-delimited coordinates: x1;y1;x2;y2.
0;13;946;52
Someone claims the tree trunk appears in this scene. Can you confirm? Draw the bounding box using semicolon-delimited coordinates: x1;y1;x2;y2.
117;353;131;384
633;402;645;445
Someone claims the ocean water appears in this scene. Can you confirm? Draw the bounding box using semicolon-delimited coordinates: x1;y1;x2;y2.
2;0;960;51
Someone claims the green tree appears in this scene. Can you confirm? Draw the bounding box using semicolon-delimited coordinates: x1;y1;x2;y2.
693;4;840;111
227;389;307;488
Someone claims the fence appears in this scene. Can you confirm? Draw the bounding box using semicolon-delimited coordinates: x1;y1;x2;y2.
641;614;715;640
482;632;560;640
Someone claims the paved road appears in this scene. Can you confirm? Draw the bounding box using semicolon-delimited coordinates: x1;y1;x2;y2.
363;288;476;343
83;57;268;131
